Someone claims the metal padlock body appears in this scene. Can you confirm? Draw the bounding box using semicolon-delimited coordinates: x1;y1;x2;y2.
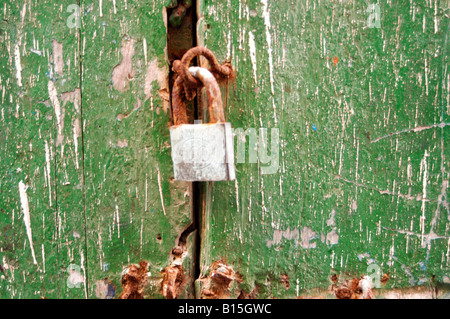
170;65;236;181
170;122;235;181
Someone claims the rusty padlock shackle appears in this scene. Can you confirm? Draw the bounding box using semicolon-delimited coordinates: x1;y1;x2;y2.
191;66;225;124
172;46;233;125
173;46;233;86
172;67;225;125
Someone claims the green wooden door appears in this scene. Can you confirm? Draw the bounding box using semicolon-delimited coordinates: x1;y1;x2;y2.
0;0;449;299
0;0;195;299
196;0;450;299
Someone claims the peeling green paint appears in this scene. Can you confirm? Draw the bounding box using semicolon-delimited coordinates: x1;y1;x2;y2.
0;0;449;299
0;0;195;298
197;0;450;298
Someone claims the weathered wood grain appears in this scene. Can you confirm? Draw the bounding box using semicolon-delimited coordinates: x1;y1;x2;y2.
1;0;449;299
80;0;194;298
0;0;80;298
50;2;86;298
0;0;196;299
197;0;449;298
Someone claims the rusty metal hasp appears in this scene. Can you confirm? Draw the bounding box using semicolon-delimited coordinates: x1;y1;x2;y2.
170;47;235;181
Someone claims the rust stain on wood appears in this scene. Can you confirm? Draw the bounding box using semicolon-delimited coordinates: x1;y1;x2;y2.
161;264;185;299
333;277;374;299
118;261;149;299
200;261;241;299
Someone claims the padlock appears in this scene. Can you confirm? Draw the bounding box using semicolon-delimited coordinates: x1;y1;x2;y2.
170;66;235;181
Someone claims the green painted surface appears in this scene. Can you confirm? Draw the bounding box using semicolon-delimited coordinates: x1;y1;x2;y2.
197;0;450;298
0;0;449;299
80;0;194;298
0;0;79;298
0;0;195;298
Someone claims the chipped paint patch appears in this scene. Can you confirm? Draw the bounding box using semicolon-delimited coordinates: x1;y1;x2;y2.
44;140;52;206
158;168;166;216
248;31;257;83
117;139;128;148
67;264;85;288
52;40;64;76
48;81;64;146
260;0;274;95
266;227;299;248
14;41;22;87
300;227;317;248
326;229;339;245
326;209;336;226
95;279;116;299
60;88;82;168
73;118;81;169
30;48;42;56
266;226;317;248
61;88;81;113
112;37;136;92
144;58;169;113
18;181;37;265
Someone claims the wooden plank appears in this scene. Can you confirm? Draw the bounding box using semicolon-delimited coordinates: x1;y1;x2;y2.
0;0;80;298
1;0;197;299
51;1;86;298
196;0;449;298
80;0;195;298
